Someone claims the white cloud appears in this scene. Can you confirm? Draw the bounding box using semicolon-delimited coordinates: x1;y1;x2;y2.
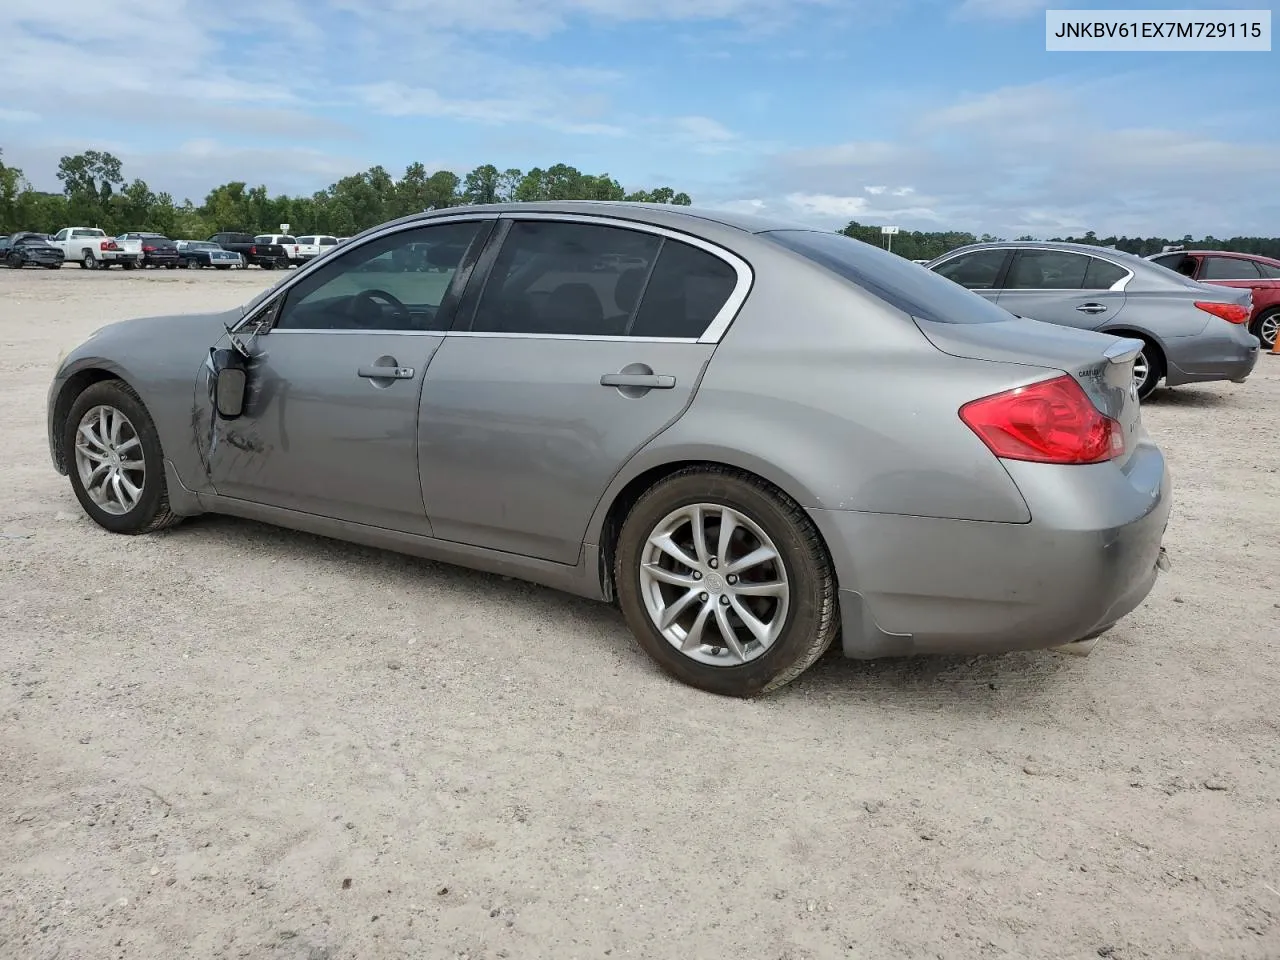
749;79;1279;237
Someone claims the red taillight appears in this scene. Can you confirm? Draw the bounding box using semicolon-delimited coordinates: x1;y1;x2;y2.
100;240;118;251
959;374;1124;465
1195;300;1250;324
143;245;156;252
249;245;257;255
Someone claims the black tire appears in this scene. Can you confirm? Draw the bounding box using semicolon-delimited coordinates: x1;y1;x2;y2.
62;379;180;535
1133;340;1164;401
1252;308;1279;352
261;261;276;270
44;263;62;270
615;466;838;697
7;254;22;269
80;250;96;270
165;263;177;270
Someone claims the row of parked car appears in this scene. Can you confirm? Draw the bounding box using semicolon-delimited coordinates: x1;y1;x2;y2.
911;241;1278;390
0;229;349;272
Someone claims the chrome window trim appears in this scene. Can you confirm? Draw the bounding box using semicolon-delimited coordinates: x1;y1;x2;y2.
449;331;700;344
930;245;1134;293
479;211;754;344
268;328;446;337
232;212;501;333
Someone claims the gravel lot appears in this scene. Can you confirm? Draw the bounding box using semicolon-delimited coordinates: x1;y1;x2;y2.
2;268;1279;960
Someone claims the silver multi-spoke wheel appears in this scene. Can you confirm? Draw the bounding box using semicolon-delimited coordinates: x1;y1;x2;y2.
638;503;791;667
74;404;145;516
1259;312;1279;350
1132;351;1150;392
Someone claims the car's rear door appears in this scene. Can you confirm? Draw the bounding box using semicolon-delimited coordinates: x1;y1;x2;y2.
416;214;748;564
205;216;495;533
994;249;1129;329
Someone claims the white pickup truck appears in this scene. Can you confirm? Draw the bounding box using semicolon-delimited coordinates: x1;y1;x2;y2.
49;227;143;269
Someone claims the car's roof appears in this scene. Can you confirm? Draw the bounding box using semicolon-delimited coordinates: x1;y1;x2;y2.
1170;249;1280;266
943;239;1136;256
410;200;818;235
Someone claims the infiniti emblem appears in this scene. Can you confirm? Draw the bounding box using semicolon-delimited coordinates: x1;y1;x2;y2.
704;572;726;594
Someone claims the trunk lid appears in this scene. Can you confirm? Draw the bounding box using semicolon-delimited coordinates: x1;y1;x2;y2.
914;315;1145;465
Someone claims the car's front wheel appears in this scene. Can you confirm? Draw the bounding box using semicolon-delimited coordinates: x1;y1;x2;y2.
63;380;180;535
1253;308;1279;352
615;467;838;697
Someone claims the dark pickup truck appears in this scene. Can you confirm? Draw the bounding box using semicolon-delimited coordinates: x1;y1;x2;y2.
208;232;289;269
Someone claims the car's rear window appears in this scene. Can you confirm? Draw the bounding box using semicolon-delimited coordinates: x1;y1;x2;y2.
765;229;1008;324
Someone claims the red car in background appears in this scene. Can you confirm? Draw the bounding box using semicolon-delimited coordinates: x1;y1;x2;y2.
1147;249;1280;351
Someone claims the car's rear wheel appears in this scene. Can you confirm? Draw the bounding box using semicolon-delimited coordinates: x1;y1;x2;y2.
80;250;96;270
63;380;179;535
1132;341;1164;401
1253;309;1279;352
615;467;838;697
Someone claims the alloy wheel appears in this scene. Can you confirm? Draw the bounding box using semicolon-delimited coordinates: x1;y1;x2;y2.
638;503;791;667
1132;350;1150;393
1259;313;1279;351
73;405;146;516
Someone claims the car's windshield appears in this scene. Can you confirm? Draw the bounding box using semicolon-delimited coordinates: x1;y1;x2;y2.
766;229;1009;324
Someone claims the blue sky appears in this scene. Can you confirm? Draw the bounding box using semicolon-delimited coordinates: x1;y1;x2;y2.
0;0;1275;236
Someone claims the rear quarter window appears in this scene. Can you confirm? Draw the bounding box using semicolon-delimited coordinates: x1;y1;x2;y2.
766;230;1009;324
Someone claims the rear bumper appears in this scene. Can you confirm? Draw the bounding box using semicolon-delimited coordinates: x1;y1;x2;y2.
1163;322;1260;386
813;444;1172;659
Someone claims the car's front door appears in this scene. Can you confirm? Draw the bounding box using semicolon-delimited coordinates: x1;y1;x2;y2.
205;217;493;534
417;216;747;564
994;249;1130;330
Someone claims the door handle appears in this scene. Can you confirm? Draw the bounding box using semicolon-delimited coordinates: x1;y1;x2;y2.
358;365;415;380
1076;303;1108;314
600;373;676;389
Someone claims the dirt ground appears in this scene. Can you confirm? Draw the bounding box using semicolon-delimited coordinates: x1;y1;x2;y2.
2;267;1278;960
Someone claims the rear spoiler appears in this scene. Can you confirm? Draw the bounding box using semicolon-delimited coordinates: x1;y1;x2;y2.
1103;337;1144;365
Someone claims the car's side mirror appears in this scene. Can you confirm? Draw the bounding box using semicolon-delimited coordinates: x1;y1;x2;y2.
208;347;248;420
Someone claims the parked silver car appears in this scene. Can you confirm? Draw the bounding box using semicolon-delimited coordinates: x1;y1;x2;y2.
47;203;1171;696
925;241;1260;399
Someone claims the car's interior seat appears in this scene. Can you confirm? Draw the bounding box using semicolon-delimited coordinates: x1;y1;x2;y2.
540;282;605;335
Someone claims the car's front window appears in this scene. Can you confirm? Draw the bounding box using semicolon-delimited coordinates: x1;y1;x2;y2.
273;221;487;332
1201;256;1260;281
932;250;1009;290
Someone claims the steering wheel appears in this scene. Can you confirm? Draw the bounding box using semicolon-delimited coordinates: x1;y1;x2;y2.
348;288;409;329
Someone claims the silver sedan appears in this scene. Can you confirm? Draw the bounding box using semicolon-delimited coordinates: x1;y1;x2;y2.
47;203;1171;696
925;241;1260;400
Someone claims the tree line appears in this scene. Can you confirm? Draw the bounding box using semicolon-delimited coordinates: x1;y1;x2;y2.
0;148;694;239
838;221;1280;261
4;148;1278;258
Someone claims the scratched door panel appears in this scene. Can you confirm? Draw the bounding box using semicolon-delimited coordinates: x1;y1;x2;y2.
207;331;442;534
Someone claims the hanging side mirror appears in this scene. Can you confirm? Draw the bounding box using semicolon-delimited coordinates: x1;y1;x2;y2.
208;347;248;420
